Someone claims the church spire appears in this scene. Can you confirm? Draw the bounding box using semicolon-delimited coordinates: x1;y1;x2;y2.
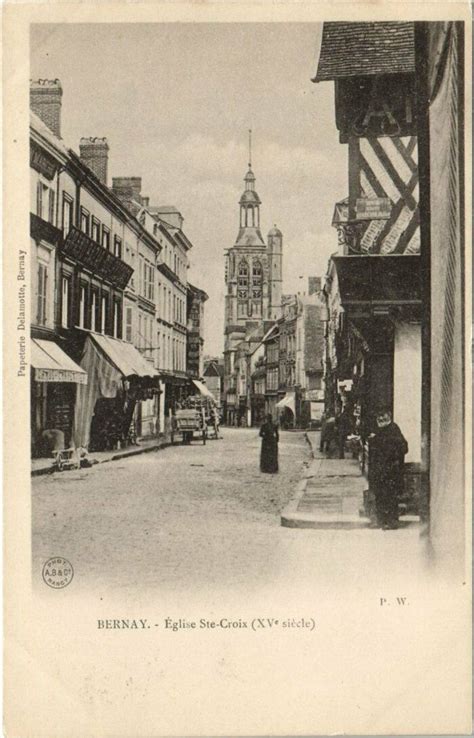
237;130;264;244
244;129;256;193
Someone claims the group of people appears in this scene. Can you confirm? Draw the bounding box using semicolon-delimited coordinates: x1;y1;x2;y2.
259;406;408;531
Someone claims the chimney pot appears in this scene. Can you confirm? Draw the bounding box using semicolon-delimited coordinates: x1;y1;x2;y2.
30;79;63;138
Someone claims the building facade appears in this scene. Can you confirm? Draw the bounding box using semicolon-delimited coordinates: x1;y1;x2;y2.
314;21;423;484
295;279;325;426
29;79;207;458
202;359;224;407
29;101;87;457
314;21;467;575
186;283;209;380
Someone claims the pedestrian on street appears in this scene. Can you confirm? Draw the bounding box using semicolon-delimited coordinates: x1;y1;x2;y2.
259;414;279;474
368;409;408;530
336;404;353;459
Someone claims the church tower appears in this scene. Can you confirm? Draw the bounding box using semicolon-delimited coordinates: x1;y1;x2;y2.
223;132;284;422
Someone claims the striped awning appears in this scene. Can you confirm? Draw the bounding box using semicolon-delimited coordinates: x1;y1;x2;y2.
72;334;159;449
192;379;216;401
31;339;87;384
90;333;159;378
276;393;295;415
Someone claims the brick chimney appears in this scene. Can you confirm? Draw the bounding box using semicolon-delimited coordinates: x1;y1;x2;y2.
30;79;63;138
79;137;109;185
308;277;321;295
112;177;143;215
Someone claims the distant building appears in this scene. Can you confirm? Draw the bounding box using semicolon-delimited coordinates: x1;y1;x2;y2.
263;324;280;421
203;359;224;407
186;283;209;379
223;138;283;424
295;278;325;427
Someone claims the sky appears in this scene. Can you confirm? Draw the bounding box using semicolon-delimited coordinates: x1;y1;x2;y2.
31;23;347;356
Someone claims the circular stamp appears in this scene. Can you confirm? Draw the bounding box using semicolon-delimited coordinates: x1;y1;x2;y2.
42;557;74;589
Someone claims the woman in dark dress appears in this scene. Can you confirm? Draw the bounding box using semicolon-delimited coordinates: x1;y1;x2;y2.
259;414;279;473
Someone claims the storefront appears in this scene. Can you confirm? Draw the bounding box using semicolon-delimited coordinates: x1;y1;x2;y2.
31;338;87;457
331;254;422;507
73;333;160;452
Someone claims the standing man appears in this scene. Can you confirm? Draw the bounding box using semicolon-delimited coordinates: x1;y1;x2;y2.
368;409;409;530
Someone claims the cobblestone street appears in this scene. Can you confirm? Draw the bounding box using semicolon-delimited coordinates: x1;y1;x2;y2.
32;428;431;600
32;429;310;596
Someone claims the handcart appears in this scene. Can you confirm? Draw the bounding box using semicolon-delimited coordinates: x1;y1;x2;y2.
173;407;207;445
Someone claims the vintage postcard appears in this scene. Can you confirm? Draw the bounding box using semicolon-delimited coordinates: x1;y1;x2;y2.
3;2;472;736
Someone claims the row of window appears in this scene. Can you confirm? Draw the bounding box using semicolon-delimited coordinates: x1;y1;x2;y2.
280;334;296;355
237;300;262;319
266;367;279;391
156;282;186;326
59;193;123;258
36;182;189;319
267;345;278;363
61;277;121;338
132;313;186;372
237;260;262;287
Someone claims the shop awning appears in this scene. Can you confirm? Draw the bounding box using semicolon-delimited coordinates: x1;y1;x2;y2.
90;333;159;378
192;379;216;401
332;255;421;309
31;339;87;384
276;393;295;415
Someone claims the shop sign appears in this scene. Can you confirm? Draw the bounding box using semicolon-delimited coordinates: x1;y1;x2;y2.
307;389;324;401
310;402;324;422
356;198;391;220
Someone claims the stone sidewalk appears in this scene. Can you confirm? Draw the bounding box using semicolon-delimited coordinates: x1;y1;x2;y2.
281;432;367;529
31;435;171;477
282;431;421;530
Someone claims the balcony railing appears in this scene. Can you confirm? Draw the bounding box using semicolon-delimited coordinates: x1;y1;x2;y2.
60;227;133;290
30;213;62;245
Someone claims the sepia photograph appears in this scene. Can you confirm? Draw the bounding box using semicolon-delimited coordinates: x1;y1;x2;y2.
3;6;471;736
28;19;466;592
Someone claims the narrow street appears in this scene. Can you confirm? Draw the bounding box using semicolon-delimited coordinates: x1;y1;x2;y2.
32;428;429;599
32;429;309;596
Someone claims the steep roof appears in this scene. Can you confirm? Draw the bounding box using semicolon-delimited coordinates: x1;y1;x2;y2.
203;361;220;377
235;226;265;247
313;22;415;82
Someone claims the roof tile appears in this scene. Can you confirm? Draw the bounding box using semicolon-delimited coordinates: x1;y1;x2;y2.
314;22;415;82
